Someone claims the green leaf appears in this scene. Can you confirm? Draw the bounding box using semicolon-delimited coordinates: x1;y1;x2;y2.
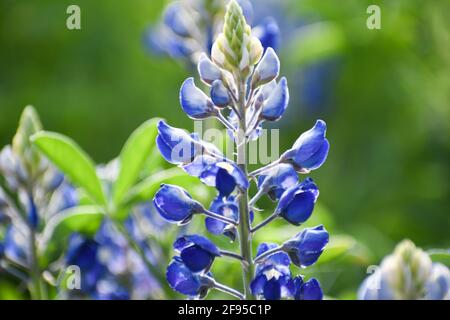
112;118;160;206
317;235;356;265
32;132;106;205
39;206;105;266
428;249;450;267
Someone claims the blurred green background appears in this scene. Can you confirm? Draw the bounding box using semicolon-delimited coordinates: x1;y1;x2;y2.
1;0;449;299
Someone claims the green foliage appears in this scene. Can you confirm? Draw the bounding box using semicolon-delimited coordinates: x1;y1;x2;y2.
113;118;160;206
32;132;107;205
39;206;105;266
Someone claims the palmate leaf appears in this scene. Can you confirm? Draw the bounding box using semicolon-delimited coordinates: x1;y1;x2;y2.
112;118;160;206
39;205;105;266
32;132;106;205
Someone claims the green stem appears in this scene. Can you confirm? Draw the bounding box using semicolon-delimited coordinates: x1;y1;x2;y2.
28;227;43;300
236;81;255;300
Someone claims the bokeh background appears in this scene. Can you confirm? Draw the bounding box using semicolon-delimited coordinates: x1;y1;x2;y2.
1;0;449;299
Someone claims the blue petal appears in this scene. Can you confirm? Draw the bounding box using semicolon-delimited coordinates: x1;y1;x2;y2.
157;120;201;164
250;274;267;297
286;120;330;171
276;180;319;226
180;78;215;119
216;167;237;197
166;257;203;296
198;54;221;84
253;17;280;52
253;47;280;86
206;197;239;238
210;80;230;107
263;278;281;300
180;246;215;273
174;234;221;257
163;3;191;38
257;164;298;201
256;243;291;275
294;277;323;300
285;225;329;267
261;77;289;121
27;194;38;229
153;184;201;224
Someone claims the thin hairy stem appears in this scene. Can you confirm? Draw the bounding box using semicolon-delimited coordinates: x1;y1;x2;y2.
251;212;279;233
210;278;245;300
236;80;255;300
253;245;284;264
202;209;239;226
219;250;245;262
248;159;281;176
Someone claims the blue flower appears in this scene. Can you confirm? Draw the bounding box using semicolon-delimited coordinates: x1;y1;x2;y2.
293;276;323;300
198;54;222;85
260;77;289;121
27;194;38;229
3;225;28;267
281;120;330;172
174;235;221;273
182;155;249;196
153;184;204;224
257;163;298;201
65;234;107;295
163;2;192;38
283;225;329;267
156;120;202;165
166;257;213;298
251;243;295;300
145;25;194;59
206;196;239;240
252;47;280;87
253;17;280;52
180;78;216;119
426;263;450;300
210;80;230;107
275;178;319;225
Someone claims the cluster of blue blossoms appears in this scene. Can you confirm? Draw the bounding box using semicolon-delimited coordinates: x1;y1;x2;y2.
0;109;165;300
152;1;330;300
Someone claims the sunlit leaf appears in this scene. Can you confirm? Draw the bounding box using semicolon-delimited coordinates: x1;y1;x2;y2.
39;205;105;266
112;118;160;206
32;132;106;205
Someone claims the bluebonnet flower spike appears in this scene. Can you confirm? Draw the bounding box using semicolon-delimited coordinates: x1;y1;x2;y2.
283;225;329;267
174;235;221;273
180;78;216;119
